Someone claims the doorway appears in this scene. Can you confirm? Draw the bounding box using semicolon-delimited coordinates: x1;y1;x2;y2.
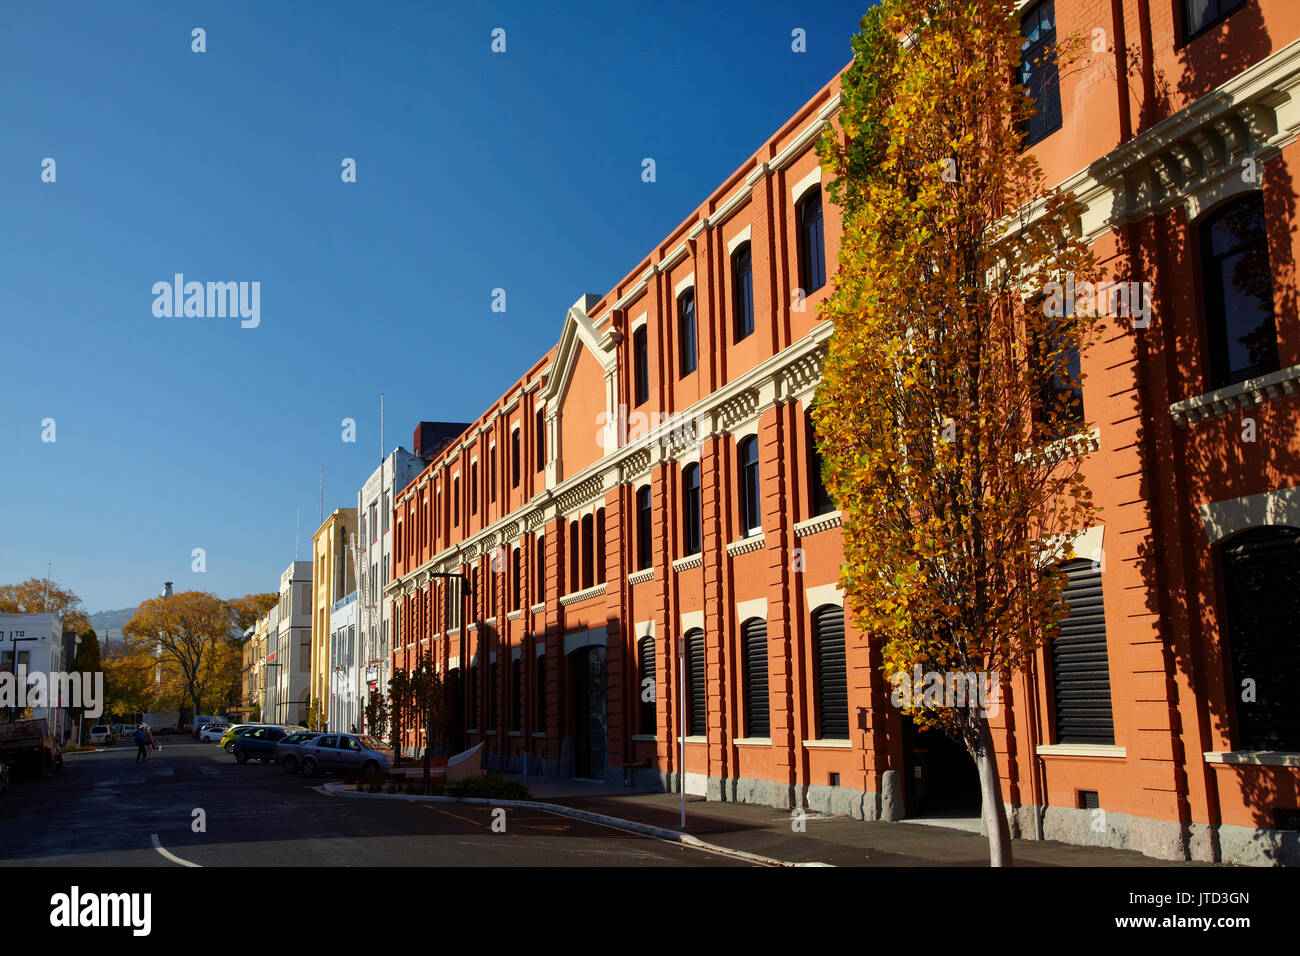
570;645;607;780
901;716;982;819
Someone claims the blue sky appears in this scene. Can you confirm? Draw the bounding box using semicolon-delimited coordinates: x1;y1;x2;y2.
0;0;869;615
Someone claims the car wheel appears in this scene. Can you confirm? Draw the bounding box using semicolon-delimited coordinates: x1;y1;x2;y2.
282;755;299;774
235;749;248;765
301;757;318;778
224;742;233;752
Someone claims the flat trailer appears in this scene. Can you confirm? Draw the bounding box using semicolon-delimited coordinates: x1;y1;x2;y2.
0;718;63;778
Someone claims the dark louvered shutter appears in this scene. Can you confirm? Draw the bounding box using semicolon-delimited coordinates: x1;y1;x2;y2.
686;630;706;737
1221;527;1300;751
742;618;769;738
535;656;547;731
511;658;521;731
813;606;849;739
638;636;656;735
1051;559;1114;743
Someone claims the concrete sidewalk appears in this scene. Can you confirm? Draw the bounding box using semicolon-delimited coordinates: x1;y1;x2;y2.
498;774;1217;867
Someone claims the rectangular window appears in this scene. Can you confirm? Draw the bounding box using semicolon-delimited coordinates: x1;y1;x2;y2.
535;655;547;730
382;493;389;533
1019;1;1062;146
490;446;497;503
370;503;378;544
511;658;521;731
453;476;460;526
633;326;649;407
1201;193;1278;389
1033;316;1085;441
535;535;545;601
798;189;826;295
471;461;478;515
1183;0;1246;42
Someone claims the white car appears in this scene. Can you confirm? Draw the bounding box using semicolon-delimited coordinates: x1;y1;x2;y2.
87;725;116;746
199;724;229;742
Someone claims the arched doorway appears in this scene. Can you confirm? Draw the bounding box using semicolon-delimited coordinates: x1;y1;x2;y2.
570;645;607;780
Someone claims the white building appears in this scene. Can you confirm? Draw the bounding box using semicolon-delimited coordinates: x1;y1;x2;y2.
328;591;358;732
356;446;426;729
0;614;68;735
264;561;312;726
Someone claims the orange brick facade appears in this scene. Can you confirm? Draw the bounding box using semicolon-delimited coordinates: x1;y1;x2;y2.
388;0;1300;865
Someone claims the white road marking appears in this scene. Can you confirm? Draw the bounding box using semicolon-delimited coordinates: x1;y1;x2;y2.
150;833;201;867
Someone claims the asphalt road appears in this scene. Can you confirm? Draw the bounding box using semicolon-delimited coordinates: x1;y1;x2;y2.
0;738;744;867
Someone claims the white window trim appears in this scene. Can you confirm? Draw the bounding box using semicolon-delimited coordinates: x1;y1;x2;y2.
630;311;648;334
674;273;695;299
726;224;753;256
791;166;821;205
1198;485;1300;544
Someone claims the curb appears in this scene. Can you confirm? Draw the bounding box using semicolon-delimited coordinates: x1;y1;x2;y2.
317;782;831;867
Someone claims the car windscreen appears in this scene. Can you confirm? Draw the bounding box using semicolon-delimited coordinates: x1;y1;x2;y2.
361;736;389;751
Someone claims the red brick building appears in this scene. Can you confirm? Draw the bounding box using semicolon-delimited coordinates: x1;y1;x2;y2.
389;0;1300;865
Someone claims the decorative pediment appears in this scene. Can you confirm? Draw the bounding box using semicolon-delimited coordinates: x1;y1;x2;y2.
538;294;621;406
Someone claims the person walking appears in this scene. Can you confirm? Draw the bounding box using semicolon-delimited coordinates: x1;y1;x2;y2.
135;724;148;763
144;725;155;761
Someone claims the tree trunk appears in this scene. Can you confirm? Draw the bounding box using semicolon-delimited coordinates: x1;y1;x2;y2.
974;718;1013;867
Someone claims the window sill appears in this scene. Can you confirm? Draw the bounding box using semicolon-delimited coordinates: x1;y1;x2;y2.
1037;743;1126;758
531;731;547;738
630;734;656;742
627;567;655;585
676;736;708;744
726;536;766;557
507;731;521;737
672;554;703;572
530;602;545;615
1204;750;1300;767
802;739;851;749
794;511;841;538
733;737;772;747
1169;363;1300;427
559;582;607;606
506;610;522;621
1015;428;1100;467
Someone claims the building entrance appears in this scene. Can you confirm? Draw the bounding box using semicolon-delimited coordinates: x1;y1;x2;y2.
901;717;982;819
570;645;607;780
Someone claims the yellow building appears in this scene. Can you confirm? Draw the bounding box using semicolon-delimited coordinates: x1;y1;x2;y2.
238;617;269;722
310;508;357;729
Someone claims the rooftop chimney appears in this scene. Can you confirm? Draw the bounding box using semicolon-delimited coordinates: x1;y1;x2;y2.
163;581;174;598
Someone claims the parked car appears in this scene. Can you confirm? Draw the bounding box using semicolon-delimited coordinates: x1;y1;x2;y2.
231;726;293;764
86;725;116;746
275;731;325;773
110;724;129;738
297;733;393;778
198;724;228;742
220;723;304;751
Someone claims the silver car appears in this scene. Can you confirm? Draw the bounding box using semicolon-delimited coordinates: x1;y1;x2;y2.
275;731;324;774
297;733;392;778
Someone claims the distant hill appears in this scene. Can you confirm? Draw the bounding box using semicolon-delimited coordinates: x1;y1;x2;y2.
88;607;137;643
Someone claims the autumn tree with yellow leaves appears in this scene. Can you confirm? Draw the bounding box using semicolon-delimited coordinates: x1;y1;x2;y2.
815;0;1102;866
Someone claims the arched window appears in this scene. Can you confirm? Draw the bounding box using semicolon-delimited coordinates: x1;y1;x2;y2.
633;325;649;407
807;411;834;517
686;629;706;737
682;464;702;555
511;657;522;731
1219;526;1300;751
568;521;580;594
738;436;761;537
1019;2;1061;145
581;514;594;590
638;635;656;735
636;486;653;571
1200;193;1277;389
596;508;606;583
678;289;697;377
535;535;545;601
510;547;521;611
812;605;848;739
797;187;826;295
741;618;769;738
732;242;754;341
